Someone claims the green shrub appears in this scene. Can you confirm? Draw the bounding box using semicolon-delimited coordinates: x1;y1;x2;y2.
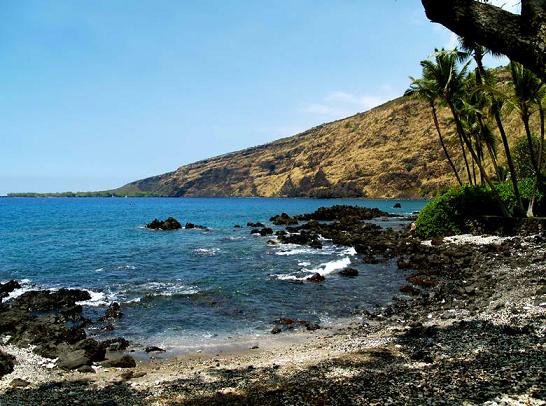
415;186;503;238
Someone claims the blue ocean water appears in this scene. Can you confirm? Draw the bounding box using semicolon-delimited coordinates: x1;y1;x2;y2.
0;197;426;348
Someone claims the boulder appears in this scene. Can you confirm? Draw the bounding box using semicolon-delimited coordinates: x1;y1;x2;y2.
102;355;136;368
247;222;265;228
270;213;298;225
57;349;91;370
14;289;91;311
185;223;208;230
307;273;325;283
339;268;359;277
99;302;123;321
393;203;402;208
74;338;106;362
0;280;20;302
146;217;182;230
100;337;130;352
144;346;166;353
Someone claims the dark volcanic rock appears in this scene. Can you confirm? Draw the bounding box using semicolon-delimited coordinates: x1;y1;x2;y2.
102;355;136;368
393;203;402;208
185;222;208;230
339;268;359;277
99;302;123;321
270;213;298;225
0;280;20;302
0;350;15;378
74;338;106;362
14;289;91;312
307;273;325;282
100;337;130;352
57;349;91;370
145;346;166;353
247;222;266;228
294;205;393;222
146;217;182;230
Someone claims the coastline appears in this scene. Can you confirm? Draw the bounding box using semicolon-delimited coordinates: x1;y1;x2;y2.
1;227;545;404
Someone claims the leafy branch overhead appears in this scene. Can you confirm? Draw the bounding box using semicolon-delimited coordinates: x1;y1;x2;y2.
421;0;546;81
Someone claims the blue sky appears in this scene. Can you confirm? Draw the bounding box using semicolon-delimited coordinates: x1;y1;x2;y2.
0;0;519;195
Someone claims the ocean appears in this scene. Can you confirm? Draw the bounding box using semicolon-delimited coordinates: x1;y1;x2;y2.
0;197;426;349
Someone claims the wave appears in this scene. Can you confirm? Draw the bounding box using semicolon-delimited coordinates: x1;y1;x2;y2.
272;256;352;281
274;244;333;256
76;290;110;307
303;256;352;276
2;278;33;301
193;248;221;256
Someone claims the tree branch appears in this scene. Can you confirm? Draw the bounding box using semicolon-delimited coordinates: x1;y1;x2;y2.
422;0;546;81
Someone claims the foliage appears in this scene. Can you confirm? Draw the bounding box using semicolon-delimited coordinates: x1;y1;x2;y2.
512;135;545;178
496;177;544;212
415;186;503;238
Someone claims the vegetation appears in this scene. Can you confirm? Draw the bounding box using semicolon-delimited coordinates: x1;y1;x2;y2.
415;186;503;238
410;39;546;233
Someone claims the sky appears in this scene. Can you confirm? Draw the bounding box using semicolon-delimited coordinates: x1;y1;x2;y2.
0;0;521;195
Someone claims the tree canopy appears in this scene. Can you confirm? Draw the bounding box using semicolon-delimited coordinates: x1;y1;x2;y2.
421;0;546;82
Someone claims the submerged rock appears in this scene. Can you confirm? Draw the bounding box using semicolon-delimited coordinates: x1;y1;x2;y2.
247;222;265;228
393;203;402;208
146;217;182;230
99;302;123;321
339;268;359;277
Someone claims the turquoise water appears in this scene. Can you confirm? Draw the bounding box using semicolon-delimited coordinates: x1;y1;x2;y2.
0;197;426;347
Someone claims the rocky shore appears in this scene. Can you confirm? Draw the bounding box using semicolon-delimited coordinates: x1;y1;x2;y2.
1;206;545;405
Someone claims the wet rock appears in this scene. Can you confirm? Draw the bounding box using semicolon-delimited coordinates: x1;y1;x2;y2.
294;205;393;222
0;280;20;302
393;203;402;208
14;289;91;312
145;346;166;353
400;285;420;296
270;213;298;225
247;222;265;228
407;275;439;288
307;273;325;283
339;268;359;277
0;350;15;378
146;217;182;230
266;239;278;245
259;227;274;236
102;355;136;368
233;225;241;228
271;327;282;334
100;337;130;352
185;222;208;230
99;302;123;321
309;239;323;249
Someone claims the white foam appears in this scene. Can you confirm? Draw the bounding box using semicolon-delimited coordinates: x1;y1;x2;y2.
76;290;110;307
275;244;330;256
3;279;33;301
298;261;311;267
139;281;199;297
193;248;221;256
303;257;352;276
339;247;357;256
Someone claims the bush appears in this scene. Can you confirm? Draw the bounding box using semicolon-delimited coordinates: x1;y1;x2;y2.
496;177;544;215
415;186;503;238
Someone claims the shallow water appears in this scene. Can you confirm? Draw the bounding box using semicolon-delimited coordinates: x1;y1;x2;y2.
0;197;426;348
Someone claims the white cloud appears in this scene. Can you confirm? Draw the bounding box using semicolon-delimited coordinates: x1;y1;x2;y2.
301;89;396;119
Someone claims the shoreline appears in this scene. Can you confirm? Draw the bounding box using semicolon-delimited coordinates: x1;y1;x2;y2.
1;206;545;404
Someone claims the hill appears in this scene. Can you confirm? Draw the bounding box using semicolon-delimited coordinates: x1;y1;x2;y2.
11;68;536;199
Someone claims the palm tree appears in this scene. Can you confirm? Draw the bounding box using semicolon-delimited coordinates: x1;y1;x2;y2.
459;37;525;215
509;62;545;216
424;49;509;215
421;49;474;185
405;77;463;186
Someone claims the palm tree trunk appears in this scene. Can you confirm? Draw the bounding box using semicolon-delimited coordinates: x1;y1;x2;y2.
528;104;545;217
477;115;502;180
448;101;510;217
492;103;525;215
476;57;524;214
458;131;473;185
430;102;463;186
